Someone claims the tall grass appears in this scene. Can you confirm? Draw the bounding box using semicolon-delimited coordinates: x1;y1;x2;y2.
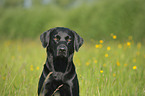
0;0;145;42
0;39;144;96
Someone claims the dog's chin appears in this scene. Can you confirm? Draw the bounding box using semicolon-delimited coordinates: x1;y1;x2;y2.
58;55;67;58
56;53;67;58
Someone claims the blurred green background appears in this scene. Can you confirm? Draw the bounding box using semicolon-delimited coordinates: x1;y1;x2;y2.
0;0;145;42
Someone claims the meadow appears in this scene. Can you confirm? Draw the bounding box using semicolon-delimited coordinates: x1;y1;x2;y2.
0;37;144;96
0;0;145;95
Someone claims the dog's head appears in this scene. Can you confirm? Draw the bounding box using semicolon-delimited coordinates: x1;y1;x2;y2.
40;27;83;58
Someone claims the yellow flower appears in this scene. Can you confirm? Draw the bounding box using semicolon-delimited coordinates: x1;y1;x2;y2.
127;42;131;46
99;44;103;48
30;67;34;71
100;70;103;73
124;64;127;67
110;33;114;36
116;61;120;66
105;54;108;57
113;35;117;39
95;44;99;48
118;44;122;48
2;77;6;80
81;80;84;83
94;60;97;63
103;64;106;67
113;73;116;77
36;67;40;70
30;65;34;71
128;36;133;40
137;42;141;49
107;46;111;51
133;66;137;70
30;65;33;68
86;62;90;66
99;40;104;44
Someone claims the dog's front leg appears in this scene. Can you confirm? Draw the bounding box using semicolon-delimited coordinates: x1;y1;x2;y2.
44;82;54;96
59;84;72;96
39;75;56;96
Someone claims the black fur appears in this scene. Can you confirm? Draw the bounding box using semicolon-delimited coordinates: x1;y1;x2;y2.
38;27;83;96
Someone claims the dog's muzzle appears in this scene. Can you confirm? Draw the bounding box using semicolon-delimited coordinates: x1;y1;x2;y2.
57;44;67;57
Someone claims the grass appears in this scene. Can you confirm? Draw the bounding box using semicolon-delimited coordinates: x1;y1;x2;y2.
1;0;145;95
0;39;145;96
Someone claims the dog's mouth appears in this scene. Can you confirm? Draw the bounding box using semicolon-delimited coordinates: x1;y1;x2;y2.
56;44;68;57
57;51;67;57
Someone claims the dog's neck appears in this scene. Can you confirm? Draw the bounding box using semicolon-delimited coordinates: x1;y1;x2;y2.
53;56;68;73
46;52;74;73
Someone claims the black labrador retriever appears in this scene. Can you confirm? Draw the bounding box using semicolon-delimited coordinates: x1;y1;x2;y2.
38;27;83;96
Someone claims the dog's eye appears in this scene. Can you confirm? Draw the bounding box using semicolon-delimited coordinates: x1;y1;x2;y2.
54;38;58;41
67;38;71;42
65;36;71;42
54;36;60;41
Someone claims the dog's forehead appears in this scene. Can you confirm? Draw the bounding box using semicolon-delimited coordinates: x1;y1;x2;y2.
57;32;68;37
52;29;73;37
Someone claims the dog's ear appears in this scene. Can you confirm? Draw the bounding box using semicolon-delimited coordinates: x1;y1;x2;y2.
40;28;55;48
72;30;84;52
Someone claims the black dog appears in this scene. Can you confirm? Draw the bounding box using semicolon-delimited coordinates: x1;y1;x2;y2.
38;27;83;96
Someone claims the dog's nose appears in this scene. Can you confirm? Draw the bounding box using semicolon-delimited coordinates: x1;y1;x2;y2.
58;44;67;53
59;47;66;52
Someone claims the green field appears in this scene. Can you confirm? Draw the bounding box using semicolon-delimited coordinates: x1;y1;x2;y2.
0;0;145;95
0;39;144;96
